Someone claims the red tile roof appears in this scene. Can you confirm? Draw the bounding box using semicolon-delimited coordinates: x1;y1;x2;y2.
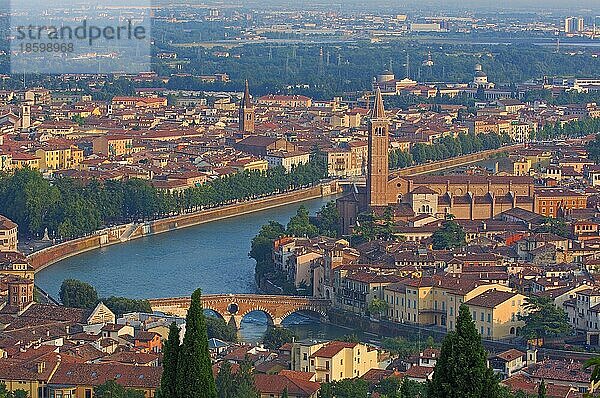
254;374;320;396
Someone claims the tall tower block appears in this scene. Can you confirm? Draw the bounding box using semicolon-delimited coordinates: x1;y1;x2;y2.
367;88;389;208
239;80;255;134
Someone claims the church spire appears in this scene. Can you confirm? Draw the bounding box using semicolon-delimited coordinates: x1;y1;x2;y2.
373;87;385;119
243;79;251;107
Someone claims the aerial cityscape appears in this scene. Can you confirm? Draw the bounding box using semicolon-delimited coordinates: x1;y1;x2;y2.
1;0;600;397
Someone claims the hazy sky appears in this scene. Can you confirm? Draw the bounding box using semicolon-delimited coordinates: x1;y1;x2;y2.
256;0;600;11
9;0;599;12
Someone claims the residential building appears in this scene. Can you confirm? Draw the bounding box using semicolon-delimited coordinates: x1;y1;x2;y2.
92;135;134;157
291;340;379;383
464;289;528;340
0;215;18;252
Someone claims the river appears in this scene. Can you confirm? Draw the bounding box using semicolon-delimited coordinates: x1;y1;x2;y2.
35;196;364;343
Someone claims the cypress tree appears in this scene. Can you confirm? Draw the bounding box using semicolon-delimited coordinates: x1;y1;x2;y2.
538;379;547;398
215;361;236;398
176;289;217;398
159;322;180;398
428;304;500;398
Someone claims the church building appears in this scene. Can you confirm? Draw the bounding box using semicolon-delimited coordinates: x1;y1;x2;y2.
337;89;535;235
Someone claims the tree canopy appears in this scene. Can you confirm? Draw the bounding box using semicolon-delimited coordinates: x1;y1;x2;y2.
159;322;180;398
59;279;98;309
262;327;297;350
519;296;572;341
176;289;217;398
428;305;501;398
431;220;466;250
94;380;145;398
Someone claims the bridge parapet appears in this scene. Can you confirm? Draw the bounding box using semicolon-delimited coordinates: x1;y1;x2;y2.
149;294;332;329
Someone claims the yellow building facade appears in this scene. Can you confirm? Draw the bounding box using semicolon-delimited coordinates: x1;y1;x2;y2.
291;341;379;383
464;289;528;340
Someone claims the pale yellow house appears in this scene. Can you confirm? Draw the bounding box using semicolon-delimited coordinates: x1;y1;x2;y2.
35;145;83;171
0;152;12;171
464;289;527;340
291;340;379;383
11;153;40;170
0;215;18;252
512;158;532;176
229;157;269;172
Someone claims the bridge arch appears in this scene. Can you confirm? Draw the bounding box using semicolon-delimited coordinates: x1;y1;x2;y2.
279;307;329;325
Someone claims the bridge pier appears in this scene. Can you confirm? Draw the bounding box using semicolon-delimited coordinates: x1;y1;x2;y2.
228;315;244;330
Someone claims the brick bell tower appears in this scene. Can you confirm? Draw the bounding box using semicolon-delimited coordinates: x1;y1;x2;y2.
367;87;389;208
239;79;255;134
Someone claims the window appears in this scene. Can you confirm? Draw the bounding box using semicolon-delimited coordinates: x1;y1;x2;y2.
487;313;491;323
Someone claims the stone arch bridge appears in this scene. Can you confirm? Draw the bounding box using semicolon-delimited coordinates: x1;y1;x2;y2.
148;294;331;329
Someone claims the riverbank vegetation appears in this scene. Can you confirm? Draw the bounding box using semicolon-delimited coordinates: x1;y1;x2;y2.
59;279;152;316
262;327;297;350
531;117;600;141
206;317;238;343
0;160;326;240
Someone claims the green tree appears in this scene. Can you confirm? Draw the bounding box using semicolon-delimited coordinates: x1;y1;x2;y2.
376;376;402;398
263;327;297;350
215;361;237;398
94;380;145;398
281;387;289;398
287;205;319;238
0;168;60;236
381;337;419;359
206;316;238;342
101;296;152;317
316;201;340;237
321;379;369;398
159;322;180;398
428;305;501;398
233;357;259;398
400;379;428;398
368;297;389;319
59;279;98;308
431;220;466;250
176;289;217;398
534;217;570;238
519;296;572;341
250;221;286;279
0;383;9;398
587;134;600;163
352;208;396;243
537;379;546;398
12;391;28;398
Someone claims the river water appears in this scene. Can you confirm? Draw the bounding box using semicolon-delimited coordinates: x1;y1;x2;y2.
36;196;363;342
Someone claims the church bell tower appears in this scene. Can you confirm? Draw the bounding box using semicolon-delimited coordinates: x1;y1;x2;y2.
367;88;389;208
239;79;255;134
